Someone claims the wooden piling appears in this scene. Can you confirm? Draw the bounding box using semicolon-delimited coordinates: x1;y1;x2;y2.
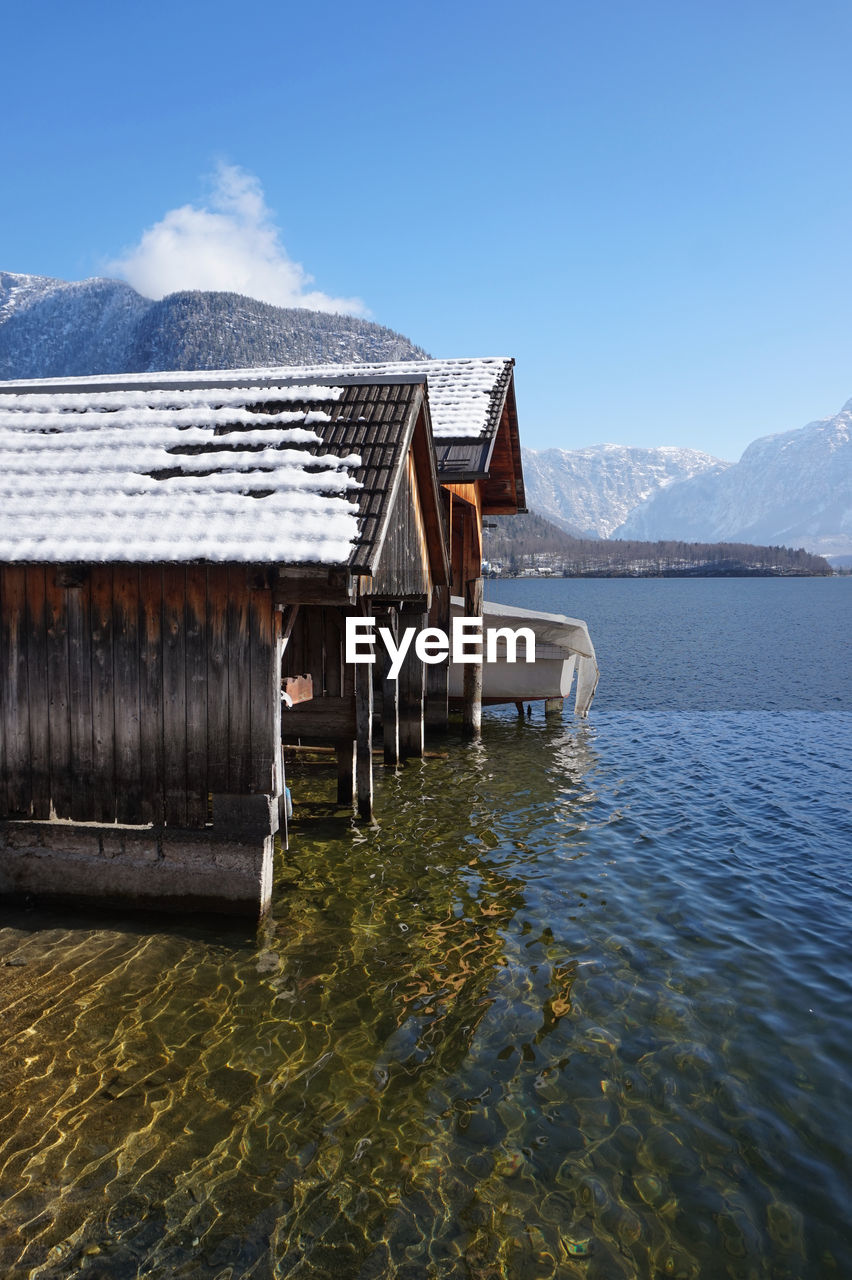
336;742;355;806
424;585;450;732
398;603;426;759
355;603;374;819
462;575;483;739
377;607;400;765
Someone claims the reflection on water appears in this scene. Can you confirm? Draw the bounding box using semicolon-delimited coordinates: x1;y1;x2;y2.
0;711;850;1278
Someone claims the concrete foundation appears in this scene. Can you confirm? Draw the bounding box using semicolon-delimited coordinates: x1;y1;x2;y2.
0;821;275;919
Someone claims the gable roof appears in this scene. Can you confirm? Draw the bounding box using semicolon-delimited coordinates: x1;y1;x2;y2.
285;357;514;441
0;375;444;574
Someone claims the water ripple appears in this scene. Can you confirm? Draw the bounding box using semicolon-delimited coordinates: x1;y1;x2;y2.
0;710;849;1277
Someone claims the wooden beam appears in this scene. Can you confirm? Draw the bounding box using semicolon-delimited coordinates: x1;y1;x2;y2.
304;606;325;693
373;606;399;765
355;603;374;820
272;608;285;803
90;565;116;822
462;572;483;741
226;565;250;797
140;566;165;824
113;568;143;824
280;602;300;646
185;565;209;827
411;406;451;588
163;565;188;826
25;567;50;819
424;586;449;732
1;568;30;817
398;602;426;759
249;577;276;799
324;608;344;697
45;567;73;820
283;696;356;741
457;492;484;738
336;741;354;807
274;567;353;606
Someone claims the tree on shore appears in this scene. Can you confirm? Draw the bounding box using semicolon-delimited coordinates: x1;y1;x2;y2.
483;514;831;577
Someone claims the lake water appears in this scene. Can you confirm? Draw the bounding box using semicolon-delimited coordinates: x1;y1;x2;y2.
0;578;850;1279
488;576;851;711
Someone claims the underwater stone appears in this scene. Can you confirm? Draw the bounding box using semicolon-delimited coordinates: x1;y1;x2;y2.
494;1148;525;1178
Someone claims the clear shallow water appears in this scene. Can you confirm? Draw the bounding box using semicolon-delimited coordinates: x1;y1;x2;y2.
1;581;850;1279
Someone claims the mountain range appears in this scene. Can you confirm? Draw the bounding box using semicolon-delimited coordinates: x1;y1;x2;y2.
2;271;849;559
521;414;851;557
520;444;726;539
613;404;852;558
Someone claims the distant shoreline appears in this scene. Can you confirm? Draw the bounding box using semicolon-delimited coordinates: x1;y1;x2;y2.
488;567;838;579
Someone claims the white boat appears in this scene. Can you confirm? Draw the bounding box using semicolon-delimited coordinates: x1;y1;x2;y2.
448;596;599;716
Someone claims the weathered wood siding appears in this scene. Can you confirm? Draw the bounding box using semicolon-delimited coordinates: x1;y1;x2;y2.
370;448;434;599
0;564;278;826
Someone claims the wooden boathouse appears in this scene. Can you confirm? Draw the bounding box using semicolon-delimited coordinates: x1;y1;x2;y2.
252;358;527;735
0;359;526;918
425;359;525;733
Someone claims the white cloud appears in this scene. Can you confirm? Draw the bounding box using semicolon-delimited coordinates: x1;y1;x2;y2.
109;164;366;315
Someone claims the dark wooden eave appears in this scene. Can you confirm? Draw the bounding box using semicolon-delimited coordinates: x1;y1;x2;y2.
433;374;526;515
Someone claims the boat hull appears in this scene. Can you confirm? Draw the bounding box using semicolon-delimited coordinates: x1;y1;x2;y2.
447;597;598;715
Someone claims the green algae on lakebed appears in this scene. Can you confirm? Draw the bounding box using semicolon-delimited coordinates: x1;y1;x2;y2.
0;710;849;1278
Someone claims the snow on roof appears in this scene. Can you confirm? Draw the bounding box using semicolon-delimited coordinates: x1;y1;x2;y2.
0;383;362;564
0;357;514;441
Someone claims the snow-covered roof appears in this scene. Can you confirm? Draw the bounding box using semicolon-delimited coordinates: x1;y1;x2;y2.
0;357;514;441
0;382;365;564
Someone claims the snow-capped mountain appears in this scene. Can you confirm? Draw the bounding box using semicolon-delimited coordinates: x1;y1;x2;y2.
0;271;68;321
521;443;727;538
615;403;852;556
0;271;427;379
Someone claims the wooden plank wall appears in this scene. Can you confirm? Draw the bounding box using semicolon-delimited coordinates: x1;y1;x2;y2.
281;604;340;699
0;564;277;827
370;450;432;599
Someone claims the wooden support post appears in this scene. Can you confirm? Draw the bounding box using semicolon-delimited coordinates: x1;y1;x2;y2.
545;697;564;715
377;607;400;765
337;618;356;806
355;603;374;819
26;567;50;820
398;603;426;759
462;575;483;739
424;586;449;732
336;742;354;807
305;606;326;695
1;567;32;818
324;608;343;697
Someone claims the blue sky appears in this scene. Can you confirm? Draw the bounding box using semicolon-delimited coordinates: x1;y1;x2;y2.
4;0;852;460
